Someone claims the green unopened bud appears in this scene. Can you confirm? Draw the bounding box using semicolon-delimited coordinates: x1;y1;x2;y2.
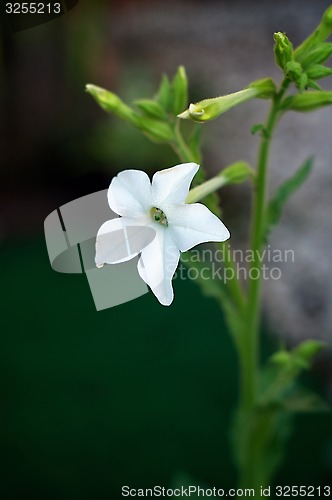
287;91;332;111
274;32;294;71
248;78;277;99
294;6;332;60
306;64;332;80
178;88;258;122
186;162;252;203
86;84;138;124
221;162;254;184
171;66;188;115
299;42;332;69
86;84;174;143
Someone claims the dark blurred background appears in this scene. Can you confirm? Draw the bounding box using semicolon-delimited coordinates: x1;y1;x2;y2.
1;1;332;499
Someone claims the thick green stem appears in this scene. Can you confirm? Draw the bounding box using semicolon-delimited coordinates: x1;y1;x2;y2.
246;80;289;407
243;110;277;409
171;121;246;313
236;80;289;493
172;120;195;163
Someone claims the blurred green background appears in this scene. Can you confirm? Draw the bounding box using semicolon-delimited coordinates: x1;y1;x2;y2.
1;1;332;499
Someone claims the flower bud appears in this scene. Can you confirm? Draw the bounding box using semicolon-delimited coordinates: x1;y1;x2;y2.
248;78;276;99
221;162;253;184
86;84;138;124
274;32;293;71
186;162;252;203
177;87;258;122
86;84;174;143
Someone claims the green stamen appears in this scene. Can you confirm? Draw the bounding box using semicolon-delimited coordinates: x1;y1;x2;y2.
151;207;168;226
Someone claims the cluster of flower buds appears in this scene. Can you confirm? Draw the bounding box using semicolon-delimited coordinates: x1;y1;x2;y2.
87;6;332;129
274;5;332;92
86;66;188;143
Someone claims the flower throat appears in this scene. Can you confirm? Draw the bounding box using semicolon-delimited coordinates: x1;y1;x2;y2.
151;207;168;226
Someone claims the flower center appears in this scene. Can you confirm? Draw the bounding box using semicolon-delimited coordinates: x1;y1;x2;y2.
151;207;168;226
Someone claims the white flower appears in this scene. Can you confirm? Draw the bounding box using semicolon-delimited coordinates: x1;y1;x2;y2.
95;163;230;306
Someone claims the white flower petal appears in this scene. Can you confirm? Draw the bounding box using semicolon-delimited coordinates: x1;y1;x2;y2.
168;203;230;251
108;170;152;217
151;162;199;207
137;228;180;306
95;216;155;266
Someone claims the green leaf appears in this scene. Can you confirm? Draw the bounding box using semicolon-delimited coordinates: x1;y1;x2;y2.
251;123;267;136
264;158;313;242
299;42;332;68
294;339;326;361
133;116;175;143
287;91;332;111
294;6;332;60
171;66;188;115
188;125;203;164
306;79;323;91
154;74;172;111
133;99;167;119
306;64;332;80
270;350;293;367
282;389;330;413
180;253;224;304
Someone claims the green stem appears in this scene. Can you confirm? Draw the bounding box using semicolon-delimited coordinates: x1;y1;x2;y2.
171;121;246;313
218;240;246;313
172;120;195;163
237;79;289;491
